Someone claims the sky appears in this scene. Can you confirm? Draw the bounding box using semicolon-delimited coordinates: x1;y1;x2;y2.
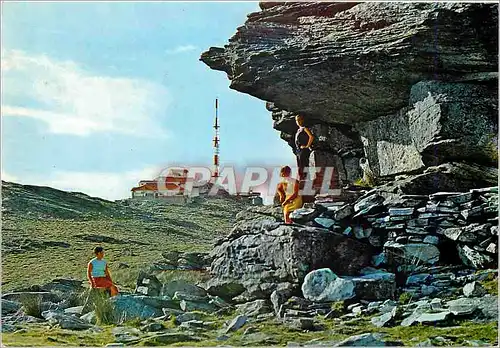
1;1;295;201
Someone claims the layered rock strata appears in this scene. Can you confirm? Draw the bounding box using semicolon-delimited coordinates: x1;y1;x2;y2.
201;2;498;190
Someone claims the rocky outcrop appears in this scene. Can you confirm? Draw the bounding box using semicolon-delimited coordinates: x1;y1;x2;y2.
203;186;497;307
202;2;497;123
201;2;498;190
357;81;498;177
205;220;372;302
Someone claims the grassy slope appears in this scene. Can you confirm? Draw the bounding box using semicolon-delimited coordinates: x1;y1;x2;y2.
1;181;247;292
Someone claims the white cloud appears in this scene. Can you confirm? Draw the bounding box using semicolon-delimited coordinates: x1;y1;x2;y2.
165;45;198;55
1;49;171;137
1;166;163;201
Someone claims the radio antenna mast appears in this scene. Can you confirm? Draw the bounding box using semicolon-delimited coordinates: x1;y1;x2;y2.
212;98;220;179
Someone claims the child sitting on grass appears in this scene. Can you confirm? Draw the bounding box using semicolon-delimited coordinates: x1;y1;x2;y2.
87;246;119;297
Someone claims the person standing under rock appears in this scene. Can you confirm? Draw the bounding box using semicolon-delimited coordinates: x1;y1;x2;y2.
294;115;314;180
87;246;119;296
276;166;303;224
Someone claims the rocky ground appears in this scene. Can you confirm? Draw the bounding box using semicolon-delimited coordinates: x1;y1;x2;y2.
2;182;498;346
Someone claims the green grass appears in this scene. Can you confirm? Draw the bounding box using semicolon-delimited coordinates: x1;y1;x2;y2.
353;177;372;187
383;322;498;346
2;195;247;292
18;294;43;318
87;290;115;325
480;277;498;295
1;324;115;346
399;292;413;305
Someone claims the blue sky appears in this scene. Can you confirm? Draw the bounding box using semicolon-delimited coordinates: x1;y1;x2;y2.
1;2;295;200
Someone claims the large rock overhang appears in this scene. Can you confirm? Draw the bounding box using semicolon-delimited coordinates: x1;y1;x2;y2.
200;2;498;125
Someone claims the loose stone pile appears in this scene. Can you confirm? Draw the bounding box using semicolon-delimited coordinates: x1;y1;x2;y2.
150;250;211;272
290;187;498;270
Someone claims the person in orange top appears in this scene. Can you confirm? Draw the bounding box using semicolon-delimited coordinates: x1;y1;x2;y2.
276;166;303;224
87;246;119;297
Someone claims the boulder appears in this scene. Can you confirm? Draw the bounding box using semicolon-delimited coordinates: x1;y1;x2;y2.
457;245;495;268
302;268;395;302
2;291;60;303
175;311;209;325
334;333;398;346
172;291;206;303
384;242;440;265
347;271;396;301
42;310;95;330
64;306;84;316
179;320;215;331
80;311;96;324
284;317;315;331
333;205;354;221
314;217;336;229
476;295;498;320
179;299;218;313
301;268;355;302
371;307;398;328
110;295;176;324
358;82;498;176
207;224;371;301
486;243;497;254
446;297;478;316
1;299;21;315
162;280;207;298
112;327;141;344
39;278;85;297
463;281;487;298
443;224;491;243
423;236;439;245
401;309;452;327
236;299;273;317
225;315;247;333
270;286;294;318
445;295;498;321
290;208;320;224
354;195;385;213
135;271;162;297
201;1;498;193
178;252;210;270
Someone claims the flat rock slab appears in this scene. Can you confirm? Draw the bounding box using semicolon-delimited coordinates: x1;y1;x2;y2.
384;242;440;265
206;223;372;300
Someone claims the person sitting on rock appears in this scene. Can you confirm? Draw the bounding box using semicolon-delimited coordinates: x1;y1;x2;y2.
294;115;314;180
276;165;303;224
87;246;119;297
